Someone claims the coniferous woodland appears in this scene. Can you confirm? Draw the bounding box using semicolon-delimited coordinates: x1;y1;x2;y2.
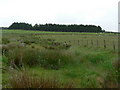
8;22;105;32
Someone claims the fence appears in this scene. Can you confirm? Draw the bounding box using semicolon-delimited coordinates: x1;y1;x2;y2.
63;39;118;51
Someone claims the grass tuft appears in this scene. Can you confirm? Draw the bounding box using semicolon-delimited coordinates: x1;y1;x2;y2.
9;69;75;88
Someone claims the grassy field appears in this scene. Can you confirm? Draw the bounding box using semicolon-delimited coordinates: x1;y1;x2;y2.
2;29;106;34
1;29;120;88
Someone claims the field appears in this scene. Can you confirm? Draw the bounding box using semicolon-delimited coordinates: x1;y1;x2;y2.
1;29;120;88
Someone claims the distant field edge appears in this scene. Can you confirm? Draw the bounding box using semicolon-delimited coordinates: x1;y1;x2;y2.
2;29;119;35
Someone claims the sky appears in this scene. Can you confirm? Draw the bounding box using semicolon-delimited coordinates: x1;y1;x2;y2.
0;0;119;32
118;1;120;32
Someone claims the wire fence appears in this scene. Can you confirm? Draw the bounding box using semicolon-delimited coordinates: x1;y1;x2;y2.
62;39;118;51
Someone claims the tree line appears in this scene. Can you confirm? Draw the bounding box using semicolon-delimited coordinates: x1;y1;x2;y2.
8;22;105;32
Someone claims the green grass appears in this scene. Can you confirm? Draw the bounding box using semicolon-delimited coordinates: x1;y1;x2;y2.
3;29;118;35
2;29;99;34
2;29;119;88
2;29;119;51
2;47;118;88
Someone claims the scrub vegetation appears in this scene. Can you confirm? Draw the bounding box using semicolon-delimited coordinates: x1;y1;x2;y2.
1;29;119;88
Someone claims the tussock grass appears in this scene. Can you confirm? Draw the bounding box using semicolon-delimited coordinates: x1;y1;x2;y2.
2;30;119;88
4;46;74;69
9;69;75;88
2;38;10;44
6;48;40;68
38;49;74;69
2;43;26;55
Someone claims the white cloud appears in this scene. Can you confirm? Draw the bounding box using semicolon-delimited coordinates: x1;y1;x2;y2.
0;0;119;32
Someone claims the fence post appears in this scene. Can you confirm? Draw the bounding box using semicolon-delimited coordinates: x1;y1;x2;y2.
104;40;106;49
91;40;93;47
78;40;79;45
97;40;98;48
87;40;88;47
79;40;81;46
113;41;115;51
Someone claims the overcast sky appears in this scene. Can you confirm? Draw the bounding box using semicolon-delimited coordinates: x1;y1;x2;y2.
0;0;119;32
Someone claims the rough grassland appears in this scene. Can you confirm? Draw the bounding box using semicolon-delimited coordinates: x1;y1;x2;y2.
2;29;119;88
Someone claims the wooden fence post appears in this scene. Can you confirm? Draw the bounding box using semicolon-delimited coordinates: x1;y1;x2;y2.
86;40;88;47
113;41;115;51
79;40;80;46
91;40;93;47
78;40;79;45
97;40;98;48
104;40;106;49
